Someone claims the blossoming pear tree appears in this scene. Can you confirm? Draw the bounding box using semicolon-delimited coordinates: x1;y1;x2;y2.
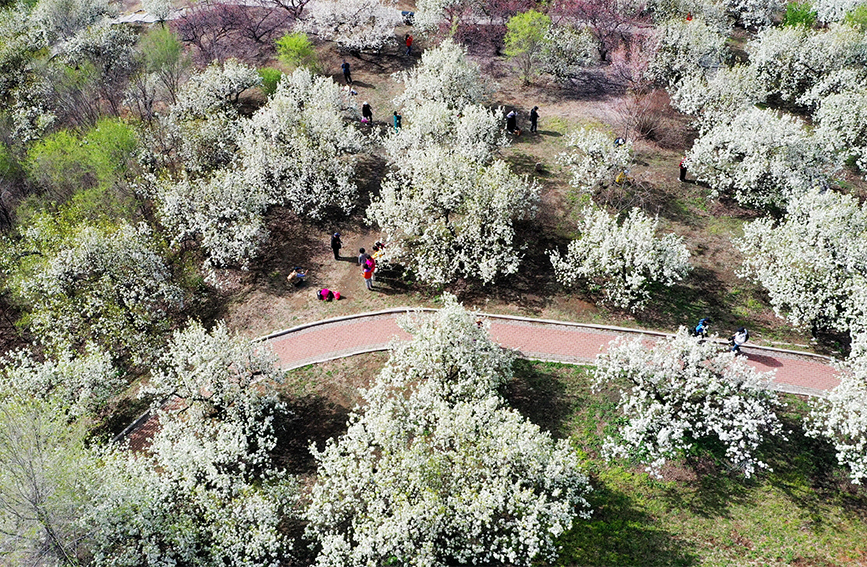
736;188;867;336
596;329;786;477
550;207;691;311
808;332;867;483
86;321;297;567
685;107;829;210
367;146;539;285
305;297;593;567
392;38;490;112
3;218;183;365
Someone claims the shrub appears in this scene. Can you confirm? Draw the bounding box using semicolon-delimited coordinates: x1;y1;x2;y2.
783;1;818;26
257;66;282;96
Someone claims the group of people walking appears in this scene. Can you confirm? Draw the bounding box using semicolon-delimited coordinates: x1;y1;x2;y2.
691;317;751;353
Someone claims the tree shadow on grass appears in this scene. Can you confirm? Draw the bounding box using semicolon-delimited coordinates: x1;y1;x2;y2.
763;404;867;527
505;359;575;438
272;394;351;475
559;482;699;566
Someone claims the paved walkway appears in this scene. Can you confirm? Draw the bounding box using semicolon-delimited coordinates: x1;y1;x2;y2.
123;309;841;451
264;308;840;397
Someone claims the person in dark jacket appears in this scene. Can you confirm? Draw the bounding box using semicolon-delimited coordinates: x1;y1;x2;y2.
330;232;342;260
341;60;352;85
529;106;539;132
362;101;372;123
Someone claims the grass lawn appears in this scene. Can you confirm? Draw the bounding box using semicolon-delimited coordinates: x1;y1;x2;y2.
281;354;867;567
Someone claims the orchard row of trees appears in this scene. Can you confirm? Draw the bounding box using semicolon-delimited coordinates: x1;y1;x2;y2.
10;294;862;565
1;0;867;563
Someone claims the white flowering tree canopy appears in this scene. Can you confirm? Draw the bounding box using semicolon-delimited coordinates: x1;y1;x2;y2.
721;0;783;28
646;17;729;88
86;321;296;567
596;329;786;478
670;64;767;132
748;23;867;104
808;337;867;483
301;0;403;51
550;207;692;311
384;100;507;165
155;169;270;272
814;0;867;22
237;68;364;218
0;348;122;419
3;218;183;364
685;107;829;210
392;38;490;112
155;69;363;273
167;59;261;174
737;188;867;335
539;22;599;81
558;127;634;195
814;85;867;172
305;297;592;567
367;146;540;285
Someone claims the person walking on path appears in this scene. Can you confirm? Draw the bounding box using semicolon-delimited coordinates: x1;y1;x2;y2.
362;255;376;290
393;110;402;131
692;317;710;338
330;232;342;260
530;106;539;133
730;327;750;353
362;101;372;123
405;33;413;55
506;110;517;133
341;60;352;85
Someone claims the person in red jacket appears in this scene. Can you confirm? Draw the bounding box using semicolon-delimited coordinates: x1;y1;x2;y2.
405;33;413;56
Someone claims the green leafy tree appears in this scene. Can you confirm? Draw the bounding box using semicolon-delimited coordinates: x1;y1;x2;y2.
504;10;552;85
137;25;190;105
276;32;319;73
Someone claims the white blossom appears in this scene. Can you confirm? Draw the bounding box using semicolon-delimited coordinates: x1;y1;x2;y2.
384;100;507;165
685;107;830;209
646;17;729;88
669;63;767;131
367;146;539;285
301;0;403;51
596;328;786;478
0;348;121;418
814;85;867;172
558;127;633;195
736;188;867;335
550;207;692;311
86;321;296;567
305;297;592;567
814;0;867;22
808;340;867;483
237;68;363;218
748;23;867;103
539;22;599;81
6;219;183;364
392;38;490;112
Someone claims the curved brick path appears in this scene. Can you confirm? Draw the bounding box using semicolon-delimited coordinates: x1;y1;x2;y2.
123;309;841;451
263;308;841;397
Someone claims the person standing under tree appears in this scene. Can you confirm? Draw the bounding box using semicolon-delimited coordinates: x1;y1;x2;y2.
362;101;372;123
405;33;413;55
393;111;402;131
679;157;688;182
530;106;539;133
362;255;376;290
341;60;352;85
506;110;517;133
330;232;342;260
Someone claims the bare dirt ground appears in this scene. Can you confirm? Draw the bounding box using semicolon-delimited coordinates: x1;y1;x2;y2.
210;23;825;354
